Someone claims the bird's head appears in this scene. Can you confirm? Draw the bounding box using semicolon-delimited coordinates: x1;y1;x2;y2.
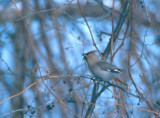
82;50;100;64
82;50;97;60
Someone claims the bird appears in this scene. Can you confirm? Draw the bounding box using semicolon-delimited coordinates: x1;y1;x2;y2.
83;50;124;82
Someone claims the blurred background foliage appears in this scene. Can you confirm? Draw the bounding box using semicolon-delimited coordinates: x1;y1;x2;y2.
0;0;160;118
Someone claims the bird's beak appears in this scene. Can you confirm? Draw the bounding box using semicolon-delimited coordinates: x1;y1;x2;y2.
82;53;86;56
82;54;87;60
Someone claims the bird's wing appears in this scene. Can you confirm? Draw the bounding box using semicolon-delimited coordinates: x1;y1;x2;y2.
95;61;124;73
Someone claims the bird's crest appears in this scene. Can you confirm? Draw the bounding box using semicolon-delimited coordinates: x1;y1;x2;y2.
83;50;97;56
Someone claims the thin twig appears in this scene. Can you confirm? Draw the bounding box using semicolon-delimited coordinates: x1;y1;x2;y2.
12;1;81;117
77;0;104;60
111;0;115;64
